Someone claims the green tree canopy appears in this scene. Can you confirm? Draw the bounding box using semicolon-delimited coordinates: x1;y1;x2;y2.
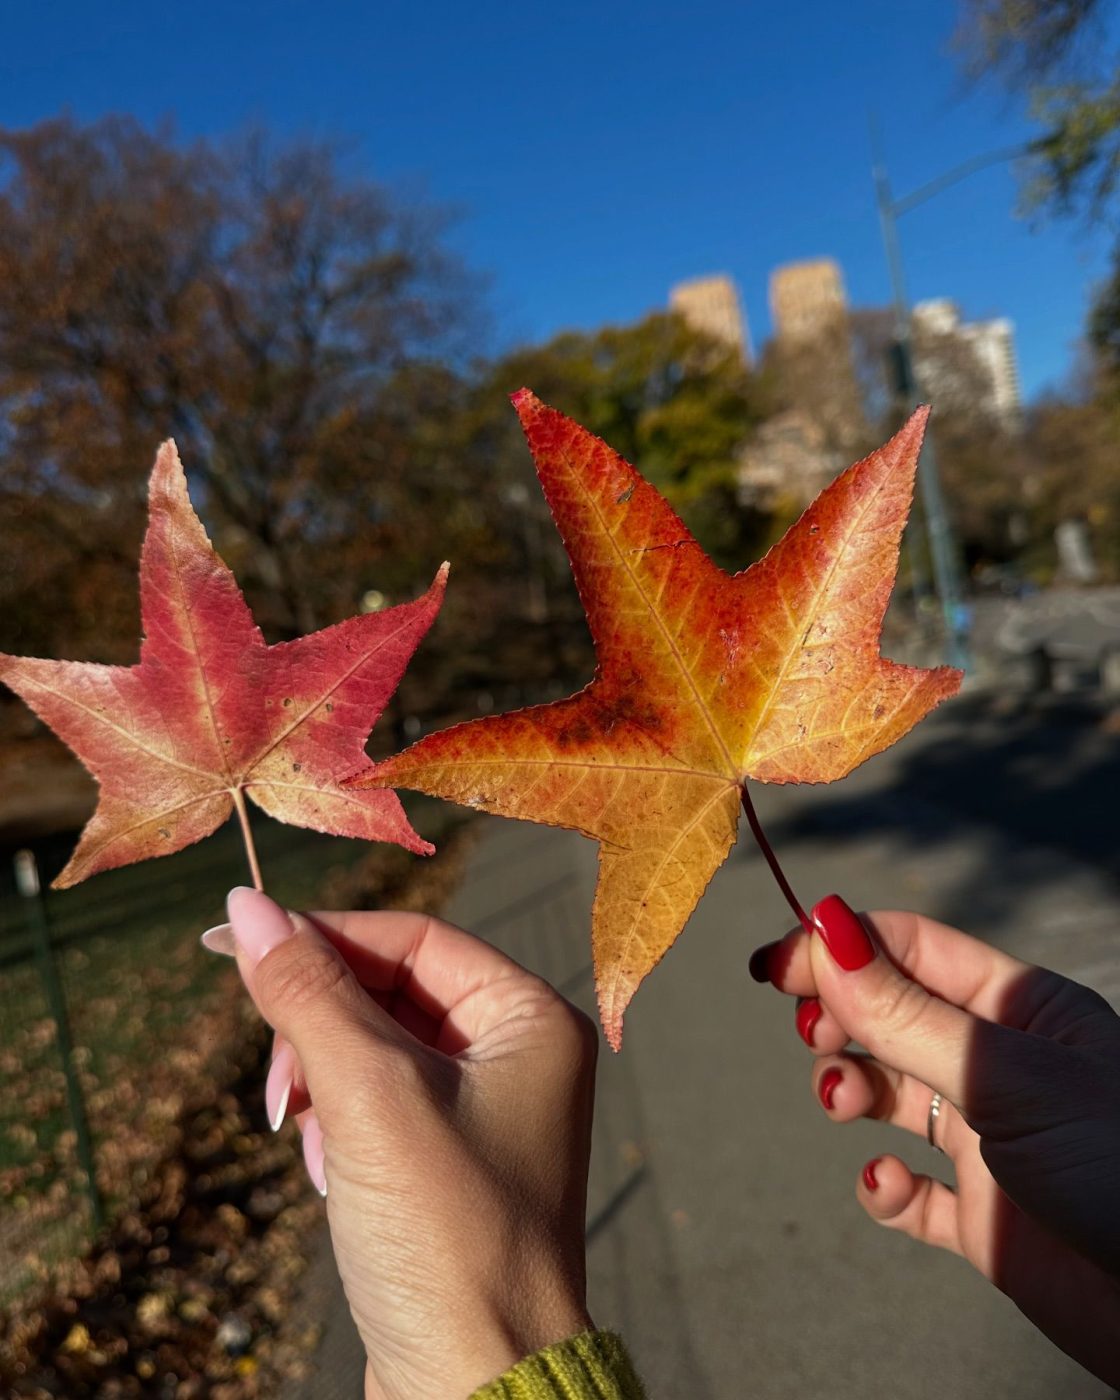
460;312;770;573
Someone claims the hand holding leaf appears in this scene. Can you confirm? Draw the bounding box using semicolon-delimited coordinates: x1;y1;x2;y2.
1;398;958;1051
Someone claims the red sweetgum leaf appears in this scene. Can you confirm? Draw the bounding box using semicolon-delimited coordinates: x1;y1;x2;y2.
349;391;961;1048
0;441;446;888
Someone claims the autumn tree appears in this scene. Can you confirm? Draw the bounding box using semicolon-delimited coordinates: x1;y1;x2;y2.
956;0;1119;217
0;116;476;664
0;119;788;734
955;1;1120;576
1086;247;1120;429
460;312;769;574
1018;375;1120;580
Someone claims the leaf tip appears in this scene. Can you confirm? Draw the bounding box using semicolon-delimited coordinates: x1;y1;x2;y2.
147;439;194;523
897;403;931;455
510;387;545;425
597;978;628;1052
340;763;380;792
938;664;966;701
151;438;184;483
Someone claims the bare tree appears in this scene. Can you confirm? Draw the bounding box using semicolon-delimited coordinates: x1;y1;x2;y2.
0;116;477;658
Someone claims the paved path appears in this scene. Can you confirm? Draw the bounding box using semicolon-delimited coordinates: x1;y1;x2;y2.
288;694;1120;1399
974;586;1120;661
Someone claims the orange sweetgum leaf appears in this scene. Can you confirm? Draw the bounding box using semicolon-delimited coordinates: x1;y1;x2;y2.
350;391;961;1048
0;441;446;888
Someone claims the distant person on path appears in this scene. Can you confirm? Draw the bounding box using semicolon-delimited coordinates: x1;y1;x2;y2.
206;887;1120;1396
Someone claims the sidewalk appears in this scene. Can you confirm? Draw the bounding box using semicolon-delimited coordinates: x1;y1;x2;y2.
286;702;1119;1399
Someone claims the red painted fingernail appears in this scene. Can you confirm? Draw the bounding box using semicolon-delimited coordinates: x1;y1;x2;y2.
863;1157;881;1191
748;942;777;983
819;1066;843;1110
812;895;875;971
796;997;823;1047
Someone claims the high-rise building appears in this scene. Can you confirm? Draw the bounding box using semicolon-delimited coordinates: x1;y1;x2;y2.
912;299;1021;424
669;274;752;363
769;258;847;341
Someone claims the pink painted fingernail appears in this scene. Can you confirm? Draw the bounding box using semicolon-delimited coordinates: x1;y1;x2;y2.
302;1113;327;1197
265;1044;295;1133
227;887;295;967
200;924;235;957
863;1157;882;1191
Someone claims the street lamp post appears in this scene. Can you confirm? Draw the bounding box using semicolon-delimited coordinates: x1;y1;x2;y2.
870;133;1043;674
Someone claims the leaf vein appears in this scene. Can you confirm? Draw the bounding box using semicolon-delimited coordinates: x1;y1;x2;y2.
564;452;735;775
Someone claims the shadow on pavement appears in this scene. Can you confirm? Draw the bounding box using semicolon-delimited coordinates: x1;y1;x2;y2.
762;690;1120;943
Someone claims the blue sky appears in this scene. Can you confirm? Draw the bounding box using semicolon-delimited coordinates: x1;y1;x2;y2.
2;0;1113;399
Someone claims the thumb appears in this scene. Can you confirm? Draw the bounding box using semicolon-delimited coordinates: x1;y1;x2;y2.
227;886;408;1129
808;895;975;1109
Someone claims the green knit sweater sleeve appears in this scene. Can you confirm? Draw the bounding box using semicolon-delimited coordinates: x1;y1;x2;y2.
469;1330;646;1400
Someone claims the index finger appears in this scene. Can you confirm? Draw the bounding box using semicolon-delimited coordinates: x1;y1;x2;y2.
755;909;1041;1027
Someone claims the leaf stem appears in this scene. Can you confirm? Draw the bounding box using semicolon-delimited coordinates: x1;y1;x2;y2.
231;787;264;892
740;784;813;935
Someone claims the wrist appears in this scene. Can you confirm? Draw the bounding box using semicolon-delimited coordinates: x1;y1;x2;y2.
465;1298;596;1391
469;1328;646;1400
362;1298;594;1400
